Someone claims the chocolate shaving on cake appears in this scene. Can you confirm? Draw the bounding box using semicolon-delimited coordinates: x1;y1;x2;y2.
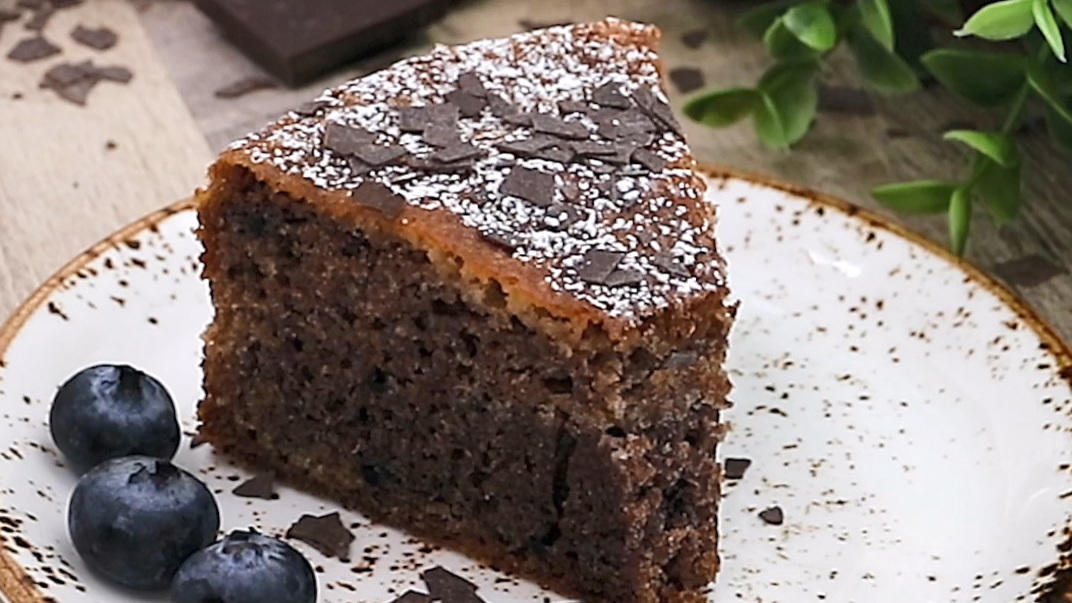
7;36;60;62
351;143;407;166
457;71;487;97
430;142;482;163
399;104;458;132
354;180;406;217
214;76;277;99
324;122;377;155
422;123;461;147
531;144;573;163
664;350;698;369
421;566;485;603
500;166;554;206
71;25;118;50
495;135;558;157
502;111;534;126
759;506;784;526
557;99;589;114
653;252;690;277
487;93;519;118
531;113;589;140
592;81;631;109
390;591;434;603
232;473;279;499
723;458;752;480
632;148;667;172
286;511;355;560
404;156;473;174
602;142;637;165
544;202;584;230
293;100;328;117
445;88;487;117
603;269;644;287
482;230;520;250
571;140;616;157
576;249;624;284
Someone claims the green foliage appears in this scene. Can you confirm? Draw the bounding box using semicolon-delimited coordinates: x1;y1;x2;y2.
686;0;1072;254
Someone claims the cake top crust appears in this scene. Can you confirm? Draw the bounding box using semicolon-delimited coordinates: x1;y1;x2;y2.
222;18;726;327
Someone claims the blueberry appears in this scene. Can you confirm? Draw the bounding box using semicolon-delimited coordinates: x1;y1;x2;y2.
50;364;180;472
171;530;317;603
68;456;220;590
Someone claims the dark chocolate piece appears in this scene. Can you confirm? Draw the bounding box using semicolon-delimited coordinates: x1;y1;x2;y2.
500;166;554;206
16;0;43;8
544;203;584;230
557;99;589;114
214;76;277;98
664;350;699;369
354;180;406;218
430;142;481;164
759;506;784;526
0;9;22;22
571;140;616;157
577;249;624;284
421;123;461;147
347;157;375;176
399;104;458;133
351;143;407;167
421;566;484;603
481;230;520;250
390;591;434;603
456;71;487;97
681;29;708;49
487;93;518;118
192;0;450;86
324;122;378;156
232;473;279;499
293;100;328;117
817;85;875;115
653;252;690;277
592;82;631;109
404;156;473;174
993;254;1067;287
724;457;752;480
189;432;208;449
39;61;105;105
445;88;487;118
603;269;644;287
286;511;355;559
24;5;52;31
42;62;88;88
502;111;534;127
93;65;132;83
669;67;705;94
632;148;667;172
495;135;557;157
603;142;637;166
7;36;60;62
531;145;574;164
517;18;572;31
52;0;84;7
531;113;588;140
71;25;118;50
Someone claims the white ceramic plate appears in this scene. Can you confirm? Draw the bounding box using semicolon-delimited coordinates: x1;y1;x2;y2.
1;168;1071;603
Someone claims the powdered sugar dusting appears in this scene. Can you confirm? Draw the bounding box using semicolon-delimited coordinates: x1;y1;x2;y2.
230;19;725;321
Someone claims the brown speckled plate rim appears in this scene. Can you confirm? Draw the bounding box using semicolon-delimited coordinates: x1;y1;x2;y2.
0;165;1068;603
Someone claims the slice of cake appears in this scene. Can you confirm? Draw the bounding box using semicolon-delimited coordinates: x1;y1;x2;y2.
196;18;734;602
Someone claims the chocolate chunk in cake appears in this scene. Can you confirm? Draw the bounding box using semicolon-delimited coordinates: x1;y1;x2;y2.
197;19;733;603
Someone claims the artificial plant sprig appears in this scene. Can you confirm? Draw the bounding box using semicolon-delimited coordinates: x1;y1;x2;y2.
685;0;1072;254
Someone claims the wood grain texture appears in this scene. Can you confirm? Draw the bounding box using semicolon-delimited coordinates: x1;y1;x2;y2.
0;0;212;321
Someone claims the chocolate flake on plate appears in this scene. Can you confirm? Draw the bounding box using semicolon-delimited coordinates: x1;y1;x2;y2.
577;249;624;284
189;432;208;449
500;166;555;206
531;113;589;140
24;5;52;31
421;566;485;603
350;143;407;166
324;122;377;156
399;104;459;133
94;65;132;83
232;473;279;500
724;457;752;479
632;148;667;172
7;36;60;62
70;24;118;50
390;591;434;603
421;123;461;147
759;506;784;526
669;67;704;94
354;180;406;218
214;76;277;99
286;511;355;560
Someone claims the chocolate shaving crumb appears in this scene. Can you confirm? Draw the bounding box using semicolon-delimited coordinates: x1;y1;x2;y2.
577;249;624;284
681;29;708;49
517;18;573;31
347;157;374;176
286;512;354;560
724;457;752;479
430;142;482;164
189;432;208;449
500;166;555;206
293;100;327;117
669;67;705;94
93;65;132;82
399;104;458;133
495;135;558;157
558;99;589;114
653;252;690;277
532;113;589;140
232;473;279;500
350;143;407;167
603;269;644;287
592;81;631;109
759;506;784;526
817;85;875;115
421;566;484;603
530;144;573;163
214;76;277;99
24;5;53;31
421;123;461;148
445;88;487;118
481;230;520;250
7;36;60;62
456;71;487;98
324;122;377;156
487;93;519;118
664;350;698;369
571;140;616;157
390;592;434;603
544;202;584;230
354;180;406;218
404;156;473;174
16;0;44;9
603;142;637;166
0;9;21;22
632;148;667;172
70;25;118;50
503;111;534;127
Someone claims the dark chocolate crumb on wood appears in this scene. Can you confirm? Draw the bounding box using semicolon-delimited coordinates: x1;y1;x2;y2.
680;29;708;49
723;457;752;479
214;76;277;99
286;512;354;560
7;36;60;62
668;67;705;94
24;5;53;31
70;25;118;50
993;254;1067;287
759;506;784;526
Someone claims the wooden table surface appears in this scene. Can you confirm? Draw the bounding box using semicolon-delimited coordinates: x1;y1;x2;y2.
1;0;1070;342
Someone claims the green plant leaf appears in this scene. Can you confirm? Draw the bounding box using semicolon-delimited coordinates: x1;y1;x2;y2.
783;1;837;50
1046;102;1072;152
858;0;894;50
1027;62;1072;124
752;62;819;148
1033;0;1067;61
943;130;1020;166
918;0;964;26
975;160;1022;224
763;17;821;59
889;0;936;68
847;26;920;94
921;49;1026;106
1054;0;1072;29
955;0;1035;40
739;0;800;38
948;187;972;256
683;88;760;127
871;180;956;213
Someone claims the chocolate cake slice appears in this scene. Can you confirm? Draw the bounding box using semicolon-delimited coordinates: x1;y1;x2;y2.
196;18;734;602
